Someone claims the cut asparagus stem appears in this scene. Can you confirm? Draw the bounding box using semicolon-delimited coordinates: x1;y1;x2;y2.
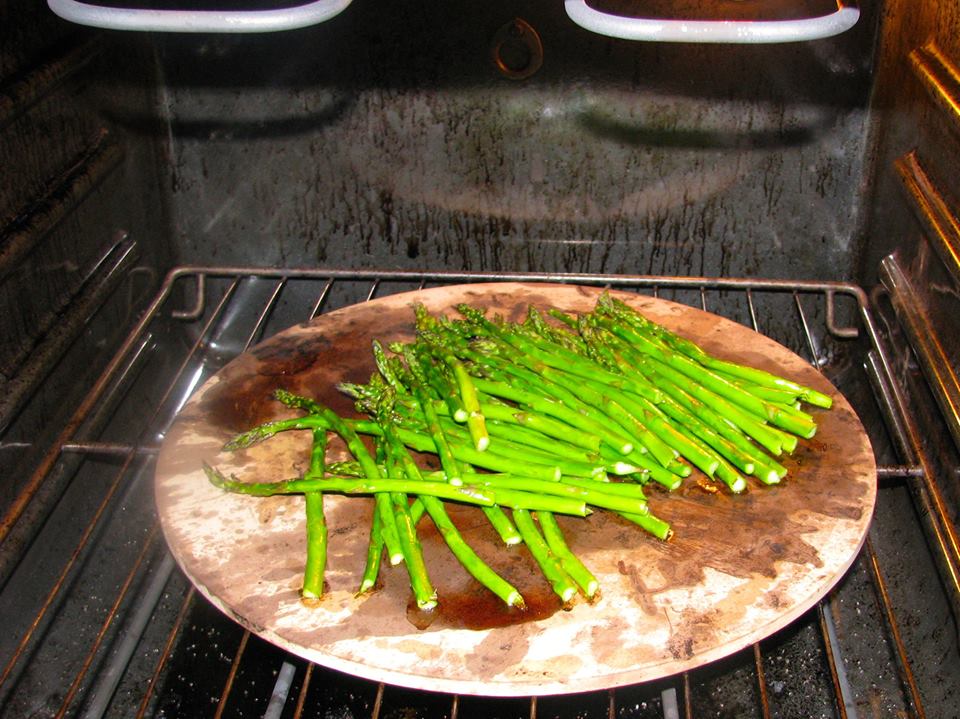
512;508;579;604
403;353;522;545
379;405;526;609
301;428;328;602
536;511;599;599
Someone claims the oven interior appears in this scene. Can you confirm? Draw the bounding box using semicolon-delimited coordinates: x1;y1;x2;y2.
2;0;959;717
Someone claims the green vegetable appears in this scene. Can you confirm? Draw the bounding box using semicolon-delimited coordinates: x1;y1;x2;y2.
209;290;831;609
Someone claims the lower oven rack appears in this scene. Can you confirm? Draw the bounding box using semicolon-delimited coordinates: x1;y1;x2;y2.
0;267;953;718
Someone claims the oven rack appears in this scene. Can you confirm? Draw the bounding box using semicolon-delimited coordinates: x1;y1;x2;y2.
0;266;949;718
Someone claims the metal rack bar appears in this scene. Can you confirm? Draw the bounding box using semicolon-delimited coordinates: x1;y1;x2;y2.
753;643;771;719
861;326;960;621
161;266;873;305
134;587;196;719
0;451;149;692
55;525;161;718
0;279;239;700
880;255;960;457
0;313;154;590
817;604;850;719
791;295;857;718
213;630;250;719
309;278;335;319
0;232;137;433
864;536;927;718
264;661;296;719
0;271;214;548
79;552;177;719
370;682;385;719
60;441;159;457
291;662;314;719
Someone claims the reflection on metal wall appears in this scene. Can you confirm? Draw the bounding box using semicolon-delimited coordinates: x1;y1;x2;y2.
153;1;878;278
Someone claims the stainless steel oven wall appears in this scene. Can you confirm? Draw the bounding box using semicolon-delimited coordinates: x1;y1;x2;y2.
0;0;169;538
857;0;960;390
856;0;960;665
153;0;879;279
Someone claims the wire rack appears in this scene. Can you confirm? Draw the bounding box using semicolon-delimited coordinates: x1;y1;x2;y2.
0;267;951;719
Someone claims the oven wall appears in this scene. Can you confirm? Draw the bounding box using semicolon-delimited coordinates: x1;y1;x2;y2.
854;0;960;591
0;0;170;479
856;0;960;283
152;0;880;279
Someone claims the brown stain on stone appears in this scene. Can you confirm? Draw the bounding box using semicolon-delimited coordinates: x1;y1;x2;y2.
617;560;660;616
411;504;565;631
667;609;720;660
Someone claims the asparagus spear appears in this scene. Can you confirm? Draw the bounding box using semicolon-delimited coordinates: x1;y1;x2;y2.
598;292;833;408
301;428;327;603
402;348;523;545
536;511;600;599
512;508;578;604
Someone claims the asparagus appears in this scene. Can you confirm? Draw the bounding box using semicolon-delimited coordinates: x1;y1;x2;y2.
536;511;600;599
471;376;634;457
512;508;578;604
464;473;650;516
420;335;489;450
378;409;525;609
384;456;437;610
404;348;521;545
358;502;384;595
599;292;833;408
204;466;497;505
208;291;830;612
301;428;327;603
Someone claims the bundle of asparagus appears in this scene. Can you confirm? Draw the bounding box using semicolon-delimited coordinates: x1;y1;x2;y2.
205;292;832;612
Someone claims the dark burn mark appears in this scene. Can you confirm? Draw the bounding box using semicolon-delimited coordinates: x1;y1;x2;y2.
645;485;824;587
193;304;417;434
249;332;333;375
407;505;563;631
196;371;297;433
617;560;659;616
668;637;695;660
406;580;561;631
